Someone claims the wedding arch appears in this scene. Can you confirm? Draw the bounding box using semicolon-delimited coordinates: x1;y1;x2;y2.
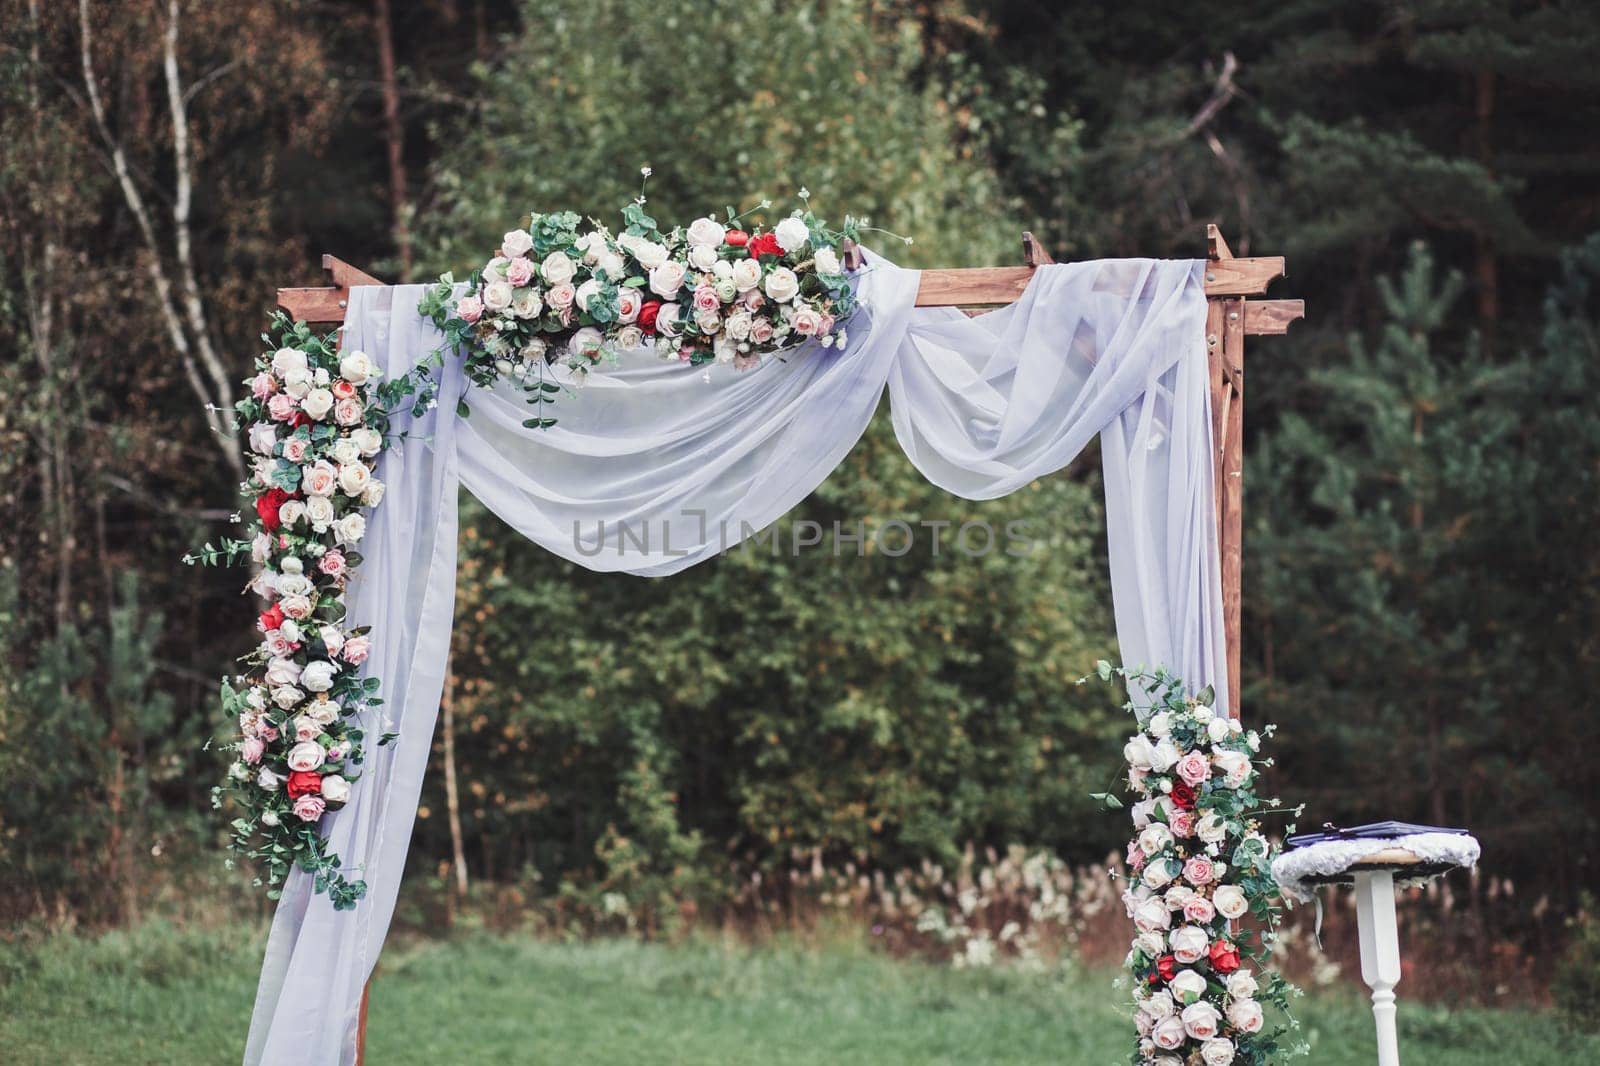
246;225;1300;1065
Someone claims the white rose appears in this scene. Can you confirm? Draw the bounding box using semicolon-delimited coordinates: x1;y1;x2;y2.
1169;968;1207;1004
1124;735;1157;771
320;774;352;804
305;495;335;531
1207;717;1232;743
1225;971;1258;1000
723;311;753;342
257;767;283;791
1138;825;1173;857
281;367;313;399
632;240;669;270
1142;990;1176;1021
1168;925;1210;965
615;288;642;324
482;280;514;312
541;252;576;285
1151;739;1181;773
362;479;386;507
249;423;278;456
318;625;344;655
656;303;682;337
328;437;361;466
1164;884;1195;911
573;231;606;263
1196;813;1229;845
279;618;303;642
300;660;338;692
339;350;377;384
686;217;726;247
694;309;721;335
278;499;306;529
501;229;534;258
1213;750;1252;787
259;809;280;827
264;657;302;686
1135;930;1166;957
712;259;734;281
1133;896;1172;932
1226;998;1264;1034
1142;859;1175;891
576;278;606;313
1131;798;1158;829
286;740;326;772
521;337;548;363
512;288;544;319
301;388;334;421
271;347;309;377
732;258;763;292
814;246;841;275
1182;1001;1222;1041
334;513;366;545
763;266;799;303
596;251;626;280
1150;1015;1186;1052
1148;712;1172;738
338;463;370;496
351;427;383;457
1200;1037;1235;1066
649;261;687;299
615;326;645;351
1212;884;1249;920
774;216;810;252
688;244;719;271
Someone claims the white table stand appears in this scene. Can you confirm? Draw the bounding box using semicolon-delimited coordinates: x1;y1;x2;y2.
1272;831;1480;1066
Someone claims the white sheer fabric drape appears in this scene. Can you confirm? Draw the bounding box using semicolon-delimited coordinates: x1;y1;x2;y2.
244;254;1224;1064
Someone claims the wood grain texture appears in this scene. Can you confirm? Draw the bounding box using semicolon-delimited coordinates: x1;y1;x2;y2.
1243;299;1305;335
1219;298;1245;720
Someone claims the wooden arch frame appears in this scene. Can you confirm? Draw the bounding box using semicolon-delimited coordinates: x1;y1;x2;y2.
276;226;1301;1061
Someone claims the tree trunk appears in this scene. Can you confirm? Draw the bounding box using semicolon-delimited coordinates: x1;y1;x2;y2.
373;0;413;280
441;659;469;899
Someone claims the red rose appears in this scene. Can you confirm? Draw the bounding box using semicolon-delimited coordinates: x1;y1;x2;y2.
288;412;310;429
1171;782;1197;810
637;300;662;332
286;770;323;798
1208;939;1241;974
747;233;782;259
256;488;291;532
724;229;749;247
1153;953;1177;984
258;603;285;633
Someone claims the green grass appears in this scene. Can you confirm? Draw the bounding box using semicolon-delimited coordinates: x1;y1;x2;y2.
1;921;1595;1065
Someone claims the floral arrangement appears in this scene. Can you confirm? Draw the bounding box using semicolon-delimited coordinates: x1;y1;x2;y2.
1085;661;1304;1066
190;177;868;908
416;175;862;424
186;319;414;909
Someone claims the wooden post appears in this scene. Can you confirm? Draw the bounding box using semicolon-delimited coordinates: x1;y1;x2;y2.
1205;225;1245;719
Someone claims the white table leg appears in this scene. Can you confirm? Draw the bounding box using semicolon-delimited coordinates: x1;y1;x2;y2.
1353;869;1402;1066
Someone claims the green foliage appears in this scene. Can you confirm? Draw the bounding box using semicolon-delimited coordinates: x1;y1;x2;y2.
1555;894;1600;1033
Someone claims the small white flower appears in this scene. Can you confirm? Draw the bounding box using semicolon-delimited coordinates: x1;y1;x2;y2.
774;216;810;252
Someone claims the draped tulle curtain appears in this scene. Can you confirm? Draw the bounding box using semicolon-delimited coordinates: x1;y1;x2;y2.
245;254;1223;1065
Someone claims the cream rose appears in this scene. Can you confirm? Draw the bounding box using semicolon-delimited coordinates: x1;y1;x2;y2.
576;278;606;313
339;350;377;384
249;423;278;456
301;388;335;420
501;228;534;258
568;327;605;360
301;461;337;497
351;427;383;456
305;495;335;532
732;257;763;292
300;660;338;692
649;260;687;299
1138;824;1173;857
1142;990;1176;1021
272;347;309;377
334;513;366;545
688;244;719;271
1149;1015;1186;1052
814;246;841;275
541;252;576;285
1181;1001;1222;1041
362;480;386;508
1212;884;1249;920
1133;896;1172;932
1224;971;1258;999
1168;925;1210;965
483;280;514;312
1142;859;1176;891
338;463;370;496
264;657;302;686
327;437;361;466
1200;1038;1235;1066
1196;812;1229;845
511;288;543;319
686;217;727;247
1124;735;1158;771
1169;968;1206;1004
1151;739;1181;773
271;684;305;710
1213;750;1252;787
286;740;326;772
1226;998;1264;1034
320;774;352;804
632;239;669;270
257;767;284;791
614;326;645;351
763;266;799;302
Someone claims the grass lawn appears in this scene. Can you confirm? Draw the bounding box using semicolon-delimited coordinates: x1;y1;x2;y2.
1;920;1594;1065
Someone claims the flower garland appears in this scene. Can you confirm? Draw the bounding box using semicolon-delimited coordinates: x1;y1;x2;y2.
415;178;862;422
1085;662;1305;1066
192;182;866;907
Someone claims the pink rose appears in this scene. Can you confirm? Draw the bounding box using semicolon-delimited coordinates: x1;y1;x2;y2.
251;373;277;400
791;307;824;336
302;461;338;497
456;295;484;323
263;632;294;658
341;635;371;664
334;398;364;426
1176;750;1212;787
293;715;321;742
1183;856;1217;886
259;723;279;742
1127;844;1146;871
241;737;265;764
282;437;309;463
748;318;774;345
268;393;298;421
817;312;836;335
742;289;765;310
1169;811;1195;838
506;257;535;287
292;794;326;822
1182;896;1216;924
279;594;313;620
318;550;346;578
692;285;721;313
546;282;576;311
